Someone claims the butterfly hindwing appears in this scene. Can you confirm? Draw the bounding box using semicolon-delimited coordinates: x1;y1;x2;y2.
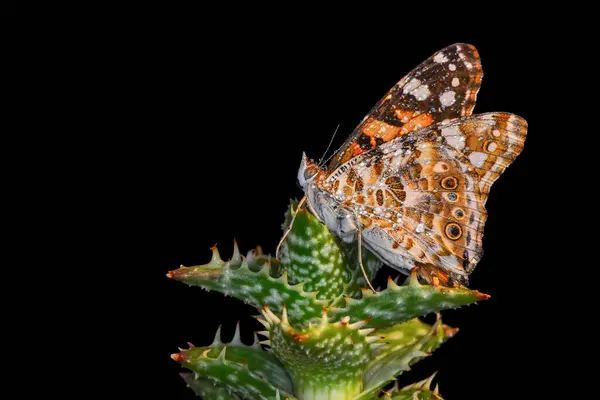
327;43;483;173
325;112;527;283
434;113;528;203
328;133;487;284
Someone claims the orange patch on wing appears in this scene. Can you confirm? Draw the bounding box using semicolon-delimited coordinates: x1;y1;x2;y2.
361;117;401;141
394;109;413;122
375;218;393;229
359;215;372;227
401;113;434;133
351;142;364;156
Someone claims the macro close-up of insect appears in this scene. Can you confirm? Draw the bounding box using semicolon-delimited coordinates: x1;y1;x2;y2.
280;43;527;291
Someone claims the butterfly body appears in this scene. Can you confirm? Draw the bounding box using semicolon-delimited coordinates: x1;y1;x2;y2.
296;44;527;286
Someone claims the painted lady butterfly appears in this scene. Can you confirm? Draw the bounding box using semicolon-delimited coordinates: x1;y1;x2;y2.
281;43;527;288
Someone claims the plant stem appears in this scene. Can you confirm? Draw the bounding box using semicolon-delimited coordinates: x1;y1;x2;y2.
294;380;362;400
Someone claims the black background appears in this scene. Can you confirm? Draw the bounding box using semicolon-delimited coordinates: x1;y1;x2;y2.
82;21;560;400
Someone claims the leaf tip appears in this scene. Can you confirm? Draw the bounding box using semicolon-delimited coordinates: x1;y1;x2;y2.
476;292;491;300
444;326;459;337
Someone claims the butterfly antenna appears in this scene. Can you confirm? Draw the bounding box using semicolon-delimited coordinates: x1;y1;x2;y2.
357;222;376;292
276;196;307;262
318;124;341;167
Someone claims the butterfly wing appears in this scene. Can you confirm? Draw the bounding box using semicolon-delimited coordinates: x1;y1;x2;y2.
327;43;483;174
327;113;527;284
435;113;528;203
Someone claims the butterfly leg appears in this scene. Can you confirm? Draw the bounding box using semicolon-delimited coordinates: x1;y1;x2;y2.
275;195;307;262
305;199;323;222
356;215;376;293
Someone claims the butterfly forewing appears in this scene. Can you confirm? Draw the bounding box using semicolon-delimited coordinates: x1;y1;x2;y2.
327;43;483;174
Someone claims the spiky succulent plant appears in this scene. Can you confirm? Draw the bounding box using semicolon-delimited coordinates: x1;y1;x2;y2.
168;200;490;399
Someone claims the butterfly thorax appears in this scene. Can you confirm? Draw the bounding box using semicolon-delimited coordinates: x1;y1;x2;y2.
298;154;358;243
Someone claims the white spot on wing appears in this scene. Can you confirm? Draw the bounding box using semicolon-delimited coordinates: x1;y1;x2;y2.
469;151;488;167
441;125;465;150
433;162;448;172
452;78;460;87
487;142;498;152
449;63;456;71
403;78;421;94
433;162;448;173
439;91;456;107
411;85;430;100
492;129;501;137
434;52;448;63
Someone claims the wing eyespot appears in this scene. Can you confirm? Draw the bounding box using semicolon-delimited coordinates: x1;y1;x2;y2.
441;176;458;189
445;222;462;240
445;192;458;202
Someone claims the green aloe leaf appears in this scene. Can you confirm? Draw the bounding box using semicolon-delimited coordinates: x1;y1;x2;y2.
187;323;294;393
331;271;489;329
180;373;241;399
340;242;383;299
172;331;296;400
360;315;455;397
374;317;458;359
385;373;443;399
279;207;353;300
167;242;327;327
280;202;383;301
257;304;377;400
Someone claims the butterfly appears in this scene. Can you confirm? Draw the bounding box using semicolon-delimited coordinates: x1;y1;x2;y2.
280;43;527;288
